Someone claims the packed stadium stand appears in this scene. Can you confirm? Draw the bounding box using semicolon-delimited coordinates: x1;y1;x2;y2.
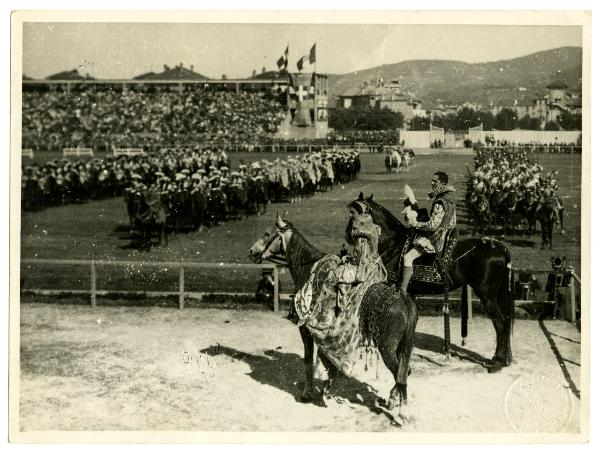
22;84;288;152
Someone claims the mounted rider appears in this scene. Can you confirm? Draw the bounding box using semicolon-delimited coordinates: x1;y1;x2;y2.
400;171;457;292
336;200;387;310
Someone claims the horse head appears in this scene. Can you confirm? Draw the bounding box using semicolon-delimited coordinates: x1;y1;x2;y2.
346;193;410;250
249;213;325;288
249;213;292;265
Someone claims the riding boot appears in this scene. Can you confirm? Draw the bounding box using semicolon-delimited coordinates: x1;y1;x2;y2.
400;266;413;292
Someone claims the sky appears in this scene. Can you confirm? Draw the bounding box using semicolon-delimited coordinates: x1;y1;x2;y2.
22;23;582;80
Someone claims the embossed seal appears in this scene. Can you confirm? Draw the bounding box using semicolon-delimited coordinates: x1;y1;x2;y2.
504;374;574;433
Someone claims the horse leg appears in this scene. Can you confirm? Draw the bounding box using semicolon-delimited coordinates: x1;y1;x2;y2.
559;209;565;234
481;295;512;372
161;225;168;246
299;326;315;402
316;349;339;399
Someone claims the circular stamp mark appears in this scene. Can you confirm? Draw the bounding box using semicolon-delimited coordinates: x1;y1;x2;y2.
504;374;574;433
182;349;216;379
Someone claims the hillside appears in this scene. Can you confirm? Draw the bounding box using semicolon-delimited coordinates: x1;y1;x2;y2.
328;47;582;106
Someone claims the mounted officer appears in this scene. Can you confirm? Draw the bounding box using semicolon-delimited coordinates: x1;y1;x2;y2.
400;171;457;292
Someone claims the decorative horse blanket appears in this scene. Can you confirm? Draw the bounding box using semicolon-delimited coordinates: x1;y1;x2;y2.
294;254;380;376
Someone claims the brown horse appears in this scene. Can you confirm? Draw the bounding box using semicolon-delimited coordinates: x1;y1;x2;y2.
249;214;418;417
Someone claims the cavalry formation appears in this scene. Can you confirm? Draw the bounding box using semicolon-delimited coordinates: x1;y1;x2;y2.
21;147;361;249
123;148;361;248
465;146;564;249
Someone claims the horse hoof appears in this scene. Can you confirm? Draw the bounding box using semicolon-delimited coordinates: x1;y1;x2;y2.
387;397;401;410
488;363;503;374
300;387;313;403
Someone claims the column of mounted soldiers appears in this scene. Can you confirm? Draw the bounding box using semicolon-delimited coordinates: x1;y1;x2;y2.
465;146;564;236
22;147;362;232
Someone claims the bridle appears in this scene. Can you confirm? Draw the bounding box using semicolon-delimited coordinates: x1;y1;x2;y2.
259;222;292;265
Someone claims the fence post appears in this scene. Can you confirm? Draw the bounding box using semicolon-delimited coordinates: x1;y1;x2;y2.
569;267;576;324
467;285;473;319
90;261;97;307
179;264;185;309
273;266;280;313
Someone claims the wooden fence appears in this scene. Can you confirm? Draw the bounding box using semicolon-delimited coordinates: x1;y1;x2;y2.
20;259;581;323
21;258;282;312
63;148;94;157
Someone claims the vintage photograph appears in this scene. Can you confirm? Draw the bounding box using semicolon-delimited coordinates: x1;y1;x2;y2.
10;11;590;443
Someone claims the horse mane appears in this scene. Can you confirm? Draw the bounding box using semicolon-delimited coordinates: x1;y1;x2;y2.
346;195;410;253
285;223;326;289
366;197;405;232
287;224;325;263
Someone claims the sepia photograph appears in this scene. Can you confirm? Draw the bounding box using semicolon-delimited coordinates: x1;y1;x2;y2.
9;10;591;443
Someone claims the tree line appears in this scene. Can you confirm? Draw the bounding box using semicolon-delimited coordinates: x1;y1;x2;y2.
328;106;404;131
409;107;581;131
329;105;581;132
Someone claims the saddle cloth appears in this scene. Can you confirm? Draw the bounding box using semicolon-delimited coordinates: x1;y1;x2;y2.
397;228;459;286
294;254;376;376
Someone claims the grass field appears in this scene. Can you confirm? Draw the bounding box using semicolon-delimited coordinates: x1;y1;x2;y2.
20;149;582;298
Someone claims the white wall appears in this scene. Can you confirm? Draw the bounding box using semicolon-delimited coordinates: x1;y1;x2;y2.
399;131;432;148
479;130;581;144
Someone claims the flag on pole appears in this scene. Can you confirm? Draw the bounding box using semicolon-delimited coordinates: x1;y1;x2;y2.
277;45;289;71
308;43;316;64
297;55;307;71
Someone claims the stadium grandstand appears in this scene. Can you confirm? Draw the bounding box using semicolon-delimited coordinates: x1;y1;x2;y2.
21;63;332;153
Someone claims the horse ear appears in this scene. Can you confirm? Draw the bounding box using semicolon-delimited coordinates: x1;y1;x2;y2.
276;212;286;228
358;192;364;200
368;194;373;201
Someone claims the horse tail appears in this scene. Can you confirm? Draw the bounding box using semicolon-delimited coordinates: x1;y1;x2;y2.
461;284;468;345
499;244;515;332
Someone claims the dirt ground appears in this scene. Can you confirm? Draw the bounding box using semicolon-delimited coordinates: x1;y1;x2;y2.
19;304;581;433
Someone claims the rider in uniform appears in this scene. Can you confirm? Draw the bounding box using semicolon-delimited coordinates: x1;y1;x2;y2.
401;171;457;292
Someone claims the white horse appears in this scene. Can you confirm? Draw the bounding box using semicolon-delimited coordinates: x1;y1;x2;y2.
391;150;402;174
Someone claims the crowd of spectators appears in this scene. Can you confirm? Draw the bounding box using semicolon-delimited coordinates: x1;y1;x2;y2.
477;137;581;154
22;86;288;152
326;129;399;145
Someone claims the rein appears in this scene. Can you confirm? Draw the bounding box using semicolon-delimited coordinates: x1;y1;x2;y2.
260;223;323;267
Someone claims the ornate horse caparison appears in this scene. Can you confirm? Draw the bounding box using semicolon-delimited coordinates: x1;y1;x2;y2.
249;214;418;415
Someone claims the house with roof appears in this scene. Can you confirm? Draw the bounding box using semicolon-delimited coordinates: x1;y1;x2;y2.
512;80;581;127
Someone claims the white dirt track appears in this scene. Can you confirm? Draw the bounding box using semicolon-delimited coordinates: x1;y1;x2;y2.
19;304;581;433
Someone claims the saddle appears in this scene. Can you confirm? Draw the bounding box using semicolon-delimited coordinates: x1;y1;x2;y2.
400;227;459;286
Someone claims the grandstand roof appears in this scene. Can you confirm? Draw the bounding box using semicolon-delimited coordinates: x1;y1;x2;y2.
46;69;95;80
252;70;289;80
135;65;209;80
546;80;569;89
133;71;158;80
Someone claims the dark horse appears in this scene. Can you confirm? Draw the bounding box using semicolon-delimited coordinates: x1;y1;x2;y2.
348;193;514;373
537;200;558;250
249;214;418;417
131;192;168;250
